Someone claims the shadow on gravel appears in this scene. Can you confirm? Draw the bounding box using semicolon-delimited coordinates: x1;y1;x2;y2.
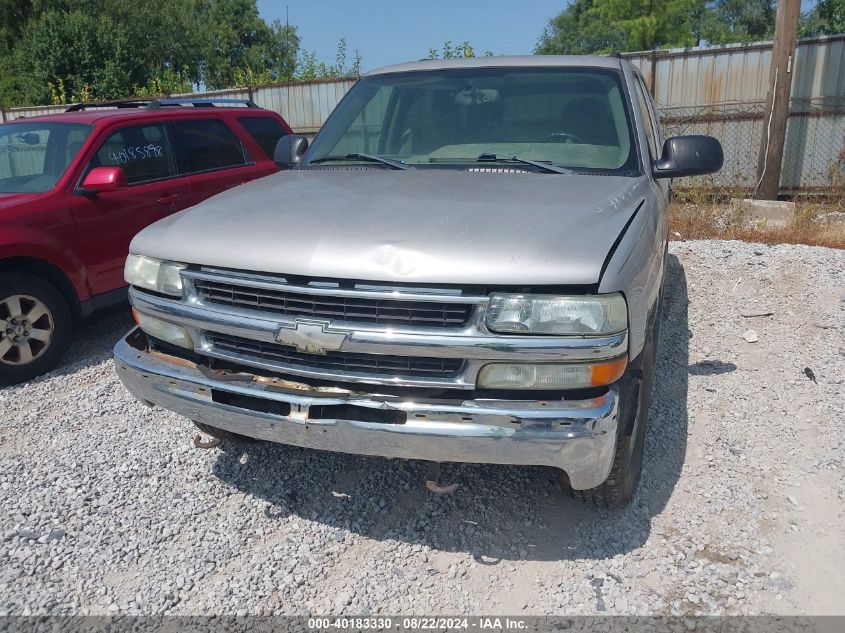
688;360;737;376
211;256;689;562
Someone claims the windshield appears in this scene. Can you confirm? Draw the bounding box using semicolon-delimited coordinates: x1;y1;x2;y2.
307;67;638;174
0;122;93;193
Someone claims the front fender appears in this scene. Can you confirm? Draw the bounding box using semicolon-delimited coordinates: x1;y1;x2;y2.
0;228;89;301
597;195;665;360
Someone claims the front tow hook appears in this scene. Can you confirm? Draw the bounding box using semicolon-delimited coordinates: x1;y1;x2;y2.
425;462;459;495
193;434;221;449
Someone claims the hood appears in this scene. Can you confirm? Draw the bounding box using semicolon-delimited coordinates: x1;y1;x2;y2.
131;169;649;286
0;192;43;210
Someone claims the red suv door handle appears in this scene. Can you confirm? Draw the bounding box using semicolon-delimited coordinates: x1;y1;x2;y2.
157;193;181;213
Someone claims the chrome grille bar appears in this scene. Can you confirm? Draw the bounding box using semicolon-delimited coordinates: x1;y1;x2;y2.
207;333;463;379
192;278;473;328
182;269;489;304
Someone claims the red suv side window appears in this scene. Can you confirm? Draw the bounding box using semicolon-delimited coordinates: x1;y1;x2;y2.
238;116;288;159
0;122;92;193
88;124;175;184
170;119;247;174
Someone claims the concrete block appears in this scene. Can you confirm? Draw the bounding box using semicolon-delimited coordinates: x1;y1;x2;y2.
729;198;796;228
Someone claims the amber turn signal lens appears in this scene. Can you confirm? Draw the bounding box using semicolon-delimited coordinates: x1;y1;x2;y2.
132;309;194;349
590;356;628;386
477;356;628;390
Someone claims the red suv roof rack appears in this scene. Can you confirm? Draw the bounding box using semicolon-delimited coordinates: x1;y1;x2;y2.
147;98;260;109
65;99;155;111
65;98;259;112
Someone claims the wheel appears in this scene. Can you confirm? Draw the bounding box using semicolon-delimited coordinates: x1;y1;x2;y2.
561;321;657;507
0;274;72;385
193;421;255;445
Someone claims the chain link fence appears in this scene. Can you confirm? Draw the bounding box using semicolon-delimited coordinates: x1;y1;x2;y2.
656;97;845;198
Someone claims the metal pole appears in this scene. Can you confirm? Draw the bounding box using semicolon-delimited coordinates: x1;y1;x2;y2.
754;0;801;200
649;49;657;96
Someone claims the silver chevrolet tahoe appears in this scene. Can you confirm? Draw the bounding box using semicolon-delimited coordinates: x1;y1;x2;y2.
115;56;722;506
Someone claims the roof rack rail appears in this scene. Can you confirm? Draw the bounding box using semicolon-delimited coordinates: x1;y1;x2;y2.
65;98;260;113
65;99;155;112
146;98;260;110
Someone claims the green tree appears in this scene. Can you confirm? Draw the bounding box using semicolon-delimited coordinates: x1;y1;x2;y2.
802;0;845;35
134;68;195;98
535;0;627;55
426;41;494;59
196;0;299;89
8;8;139;104
0;0;33;57
0;0;301;106
819;0;845;30
593;0;704;51
537;0;705;54
700;0;776;44
296;38;361;81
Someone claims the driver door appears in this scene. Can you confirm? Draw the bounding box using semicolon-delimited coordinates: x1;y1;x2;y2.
67;122;191;294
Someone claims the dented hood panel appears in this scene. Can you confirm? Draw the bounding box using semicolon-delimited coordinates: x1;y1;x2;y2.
130;170;649;286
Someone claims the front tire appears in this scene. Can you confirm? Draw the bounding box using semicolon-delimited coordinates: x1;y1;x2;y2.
0;274;72;386
562;320;657;507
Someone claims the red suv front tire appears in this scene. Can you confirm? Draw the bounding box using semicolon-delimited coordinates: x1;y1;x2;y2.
0;273;73;385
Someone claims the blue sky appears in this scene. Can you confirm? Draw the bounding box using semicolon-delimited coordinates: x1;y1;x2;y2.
257;0;556;72
258;0;822;73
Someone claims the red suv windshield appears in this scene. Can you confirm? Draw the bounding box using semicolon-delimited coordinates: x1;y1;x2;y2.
0;122;93;193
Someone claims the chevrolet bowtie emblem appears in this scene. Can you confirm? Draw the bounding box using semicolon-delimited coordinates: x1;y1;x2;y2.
274;319;347;355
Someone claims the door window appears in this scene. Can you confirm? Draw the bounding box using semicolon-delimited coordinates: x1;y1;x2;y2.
89;124;175;184
634;77;660;160
238;116;288;159
0;122;92;193
171;119;246;174
643;80;663;147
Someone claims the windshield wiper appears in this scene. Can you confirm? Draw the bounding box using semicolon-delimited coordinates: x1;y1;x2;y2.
308;153;412;170
476;153;572;174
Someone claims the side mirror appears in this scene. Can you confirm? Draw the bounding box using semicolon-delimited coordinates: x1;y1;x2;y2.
18;132;41;146
273;134;308;168
80;166;128;193
653;135;723;179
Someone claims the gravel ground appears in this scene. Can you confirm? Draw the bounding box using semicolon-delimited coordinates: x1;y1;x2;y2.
1;240;843;617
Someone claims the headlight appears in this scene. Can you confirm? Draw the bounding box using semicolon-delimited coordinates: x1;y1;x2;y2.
132;310;193;349
486;293;627;335
124;254;185;296
477;357;627;389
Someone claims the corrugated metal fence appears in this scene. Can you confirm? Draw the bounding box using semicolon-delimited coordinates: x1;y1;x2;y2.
624;34;845;192
2;36;843;193
0;78;357;138
174;79;357;136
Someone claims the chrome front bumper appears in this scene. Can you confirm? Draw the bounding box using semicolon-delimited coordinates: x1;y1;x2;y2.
114;330;619;490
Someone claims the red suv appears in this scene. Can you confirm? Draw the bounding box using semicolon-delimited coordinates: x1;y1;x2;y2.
0;98;292;384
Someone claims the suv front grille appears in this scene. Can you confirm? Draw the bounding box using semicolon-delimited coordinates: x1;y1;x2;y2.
193;279;473;328
207;333;464;379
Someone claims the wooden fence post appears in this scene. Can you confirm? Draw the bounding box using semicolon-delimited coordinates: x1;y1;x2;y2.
755;0;801;200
